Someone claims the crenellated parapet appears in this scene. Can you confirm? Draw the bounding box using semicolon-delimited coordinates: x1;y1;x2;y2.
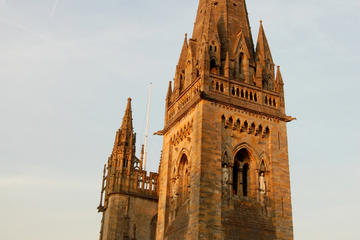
98;168;158;212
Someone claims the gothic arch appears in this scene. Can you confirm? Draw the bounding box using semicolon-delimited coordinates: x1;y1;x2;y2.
172;150;191;207
210;58;218;74
175;148;191;168
257;152;269;170
231;143;261;197
232;142;260;162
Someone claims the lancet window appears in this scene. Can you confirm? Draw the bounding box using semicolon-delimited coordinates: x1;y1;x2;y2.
232;149;250;197
210;59;217;74
177;154;190;204
239;53;244;75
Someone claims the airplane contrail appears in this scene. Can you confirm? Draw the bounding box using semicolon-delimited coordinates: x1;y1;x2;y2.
0;19;48;41
50;0;59;18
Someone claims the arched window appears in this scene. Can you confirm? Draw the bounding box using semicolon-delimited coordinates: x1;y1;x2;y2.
233;149;250;197
210;59;217;74
123;159;127;168
178;154;190;203
239;53;244;74
235;119;241;129
179;74;184;90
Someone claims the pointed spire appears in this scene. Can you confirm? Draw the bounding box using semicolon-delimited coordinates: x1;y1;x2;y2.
165;81;173;123
204;4;218;42
166;81;172;100
111;98;136;172
256;20;273;63
113;97;134;153
224;51;230;78
192;0;255;62
276;66;284;90
120;98;133;132
178;33;189;67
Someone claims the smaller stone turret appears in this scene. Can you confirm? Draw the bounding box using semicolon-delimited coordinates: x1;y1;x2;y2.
98;98;159;240
255;20;275;90
109;98;136;174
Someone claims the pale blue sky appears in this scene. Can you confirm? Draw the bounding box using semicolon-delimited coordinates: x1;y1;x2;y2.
0;0;359;239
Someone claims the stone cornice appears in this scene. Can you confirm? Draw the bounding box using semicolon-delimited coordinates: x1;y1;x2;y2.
156;90;294;136
202;91;294;123
107;190;158;201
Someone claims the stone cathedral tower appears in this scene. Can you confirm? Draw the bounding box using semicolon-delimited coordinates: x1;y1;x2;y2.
98;1;295;240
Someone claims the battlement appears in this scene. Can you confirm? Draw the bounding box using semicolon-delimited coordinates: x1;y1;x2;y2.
163;73;288;133
98;168;158;213
209;75;282;109
108;168;158;197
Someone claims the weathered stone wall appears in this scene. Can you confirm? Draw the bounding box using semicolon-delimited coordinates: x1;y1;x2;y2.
102;194;158;240
157;94;293;240
156;102;203;240
102;195;130;240
128;196;158;240
203;100;293;240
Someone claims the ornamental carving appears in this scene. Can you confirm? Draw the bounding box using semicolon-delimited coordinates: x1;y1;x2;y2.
222;116;270;138
171;120;194;146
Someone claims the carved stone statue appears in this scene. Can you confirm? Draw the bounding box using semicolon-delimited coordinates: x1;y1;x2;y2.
222;166;229;186
259;172;266;193
259;172;266;205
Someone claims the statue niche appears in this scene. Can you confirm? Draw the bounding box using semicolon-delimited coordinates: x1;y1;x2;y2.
170;154;190;216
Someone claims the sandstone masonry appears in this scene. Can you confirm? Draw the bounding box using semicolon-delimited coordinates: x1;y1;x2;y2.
97;1;295;239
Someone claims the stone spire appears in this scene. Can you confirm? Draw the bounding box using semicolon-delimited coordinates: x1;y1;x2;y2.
276;66;284;92
255;20;273;65
192;0;255;63
178;33;189;67
120;98;133;133
255;21;275;90
173;34;189;95
165;81;173;122
110;98;136;172
166;81;173;101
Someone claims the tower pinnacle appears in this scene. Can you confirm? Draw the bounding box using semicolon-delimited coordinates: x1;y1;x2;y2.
192;0;255;63
120;97;133;132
